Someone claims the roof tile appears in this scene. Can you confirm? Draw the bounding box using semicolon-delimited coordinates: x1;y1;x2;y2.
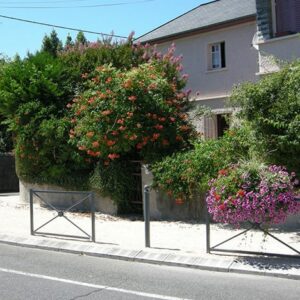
137;0;256;43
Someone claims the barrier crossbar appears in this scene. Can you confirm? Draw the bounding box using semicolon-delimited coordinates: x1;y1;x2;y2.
29;189;95;242
206;197;300;258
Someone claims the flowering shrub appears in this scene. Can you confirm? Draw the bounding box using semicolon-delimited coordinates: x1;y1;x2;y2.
68;62;194;164
0;33;196;213
206;162;300;226
230;61;300;174
152;126;253;204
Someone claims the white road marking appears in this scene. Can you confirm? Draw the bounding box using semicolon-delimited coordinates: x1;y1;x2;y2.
0;267;192;300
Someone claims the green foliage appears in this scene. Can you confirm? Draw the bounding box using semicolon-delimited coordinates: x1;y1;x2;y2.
0;57;13;153
0;120;13;153
69;63;194;164
12;101;89;185
0;37;194;213
151;126;253;202
0;42;141;189
90;158;139;214
0;51;74;117
75;31;88;45
230;60;300;173
41;30;63;57
59;41;148;80
65;34;74;48
67;44;194;212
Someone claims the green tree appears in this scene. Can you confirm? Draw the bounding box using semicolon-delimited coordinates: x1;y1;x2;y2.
65;34;74;49
0;57;13;153
0;36;193;213
230;60;300;173
151;126;252;202
41;29;63;56
69;63;193;164
75;31;88;45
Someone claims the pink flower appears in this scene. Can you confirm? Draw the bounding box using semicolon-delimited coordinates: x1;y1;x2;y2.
92;141;100;148
129;134;137;141
86;132;94;138
108;153;120;160
101;110;112;116
107;140;116;147
152;133;160;140
154;124;163;130
128;95;137;102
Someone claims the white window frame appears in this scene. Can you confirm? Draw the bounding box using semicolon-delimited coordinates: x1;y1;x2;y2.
208;41;225;71
211;43;221;69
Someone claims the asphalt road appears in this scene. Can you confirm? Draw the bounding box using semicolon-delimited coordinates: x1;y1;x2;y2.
0;243;299;300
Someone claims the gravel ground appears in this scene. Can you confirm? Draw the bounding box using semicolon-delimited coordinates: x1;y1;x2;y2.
0;194;299;256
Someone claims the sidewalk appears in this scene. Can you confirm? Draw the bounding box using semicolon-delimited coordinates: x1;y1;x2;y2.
0;193;299;280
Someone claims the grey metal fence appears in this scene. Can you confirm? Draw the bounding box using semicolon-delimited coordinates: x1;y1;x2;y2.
30;189;95;242
143;185;151;247
206;196;300;258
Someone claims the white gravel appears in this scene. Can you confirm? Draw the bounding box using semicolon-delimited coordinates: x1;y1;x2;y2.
0;194;299;256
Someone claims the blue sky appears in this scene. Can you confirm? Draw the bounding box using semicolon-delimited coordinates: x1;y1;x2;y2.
0;0;209;58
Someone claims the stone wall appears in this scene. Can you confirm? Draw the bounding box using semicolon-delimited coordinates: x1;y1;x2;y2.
141;165;207;221
19;181;117;215
0;154;19;193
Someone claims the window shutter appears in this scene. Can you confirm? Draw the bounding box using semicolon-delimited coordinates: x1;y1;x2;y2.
208;44;212;70
221;42;226;68
204;116;217;139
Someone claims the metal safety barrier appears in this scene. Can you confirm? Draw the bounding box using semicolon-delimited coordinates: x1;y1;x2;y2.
30;189;95;242
143;185;151;247
206;196;300;258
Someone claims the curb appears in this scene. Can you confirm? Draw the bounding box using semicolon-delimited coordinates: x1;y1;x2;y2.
0;234;299;280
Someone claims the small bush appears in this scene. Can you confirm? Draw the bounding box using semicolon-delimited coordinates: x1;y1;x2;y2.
151;126;253;202
68;63;194;164
230;60;300;173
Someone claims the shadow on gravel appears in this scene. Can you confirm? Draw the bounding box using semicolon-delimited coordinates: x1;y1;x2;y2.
234;256;300;271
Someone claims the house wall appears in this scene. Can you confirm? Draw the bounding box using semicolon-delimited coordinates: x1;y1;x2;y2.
156;21;259;102
258;33;300;74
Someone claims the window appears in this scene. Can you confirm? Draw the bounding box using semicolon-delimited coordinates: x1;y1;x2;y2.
203;113;230;139
208;41;226;70
274;0;300;36
217;114;229;138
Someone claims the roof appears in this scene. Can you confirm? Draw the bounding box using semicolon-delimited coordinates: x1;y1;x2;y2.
136;0;257;43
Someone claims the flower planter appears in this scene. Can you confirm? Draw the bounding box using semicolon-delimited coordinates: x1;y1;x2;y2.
206;164;300;227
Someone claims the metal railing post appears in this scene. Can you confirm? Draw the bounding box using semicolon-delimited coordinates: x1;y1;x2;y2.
205;194;210;253
29;189;34;235
91;192;96;242
143;185;151;248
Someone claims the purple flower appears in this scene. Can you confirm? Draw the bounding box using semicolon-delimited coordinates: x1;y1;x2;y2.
206;164;300;227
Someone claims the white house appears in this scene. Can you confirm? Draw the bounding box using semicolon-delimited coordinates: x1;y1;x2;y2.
256;0;300;74
137;0;300;138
